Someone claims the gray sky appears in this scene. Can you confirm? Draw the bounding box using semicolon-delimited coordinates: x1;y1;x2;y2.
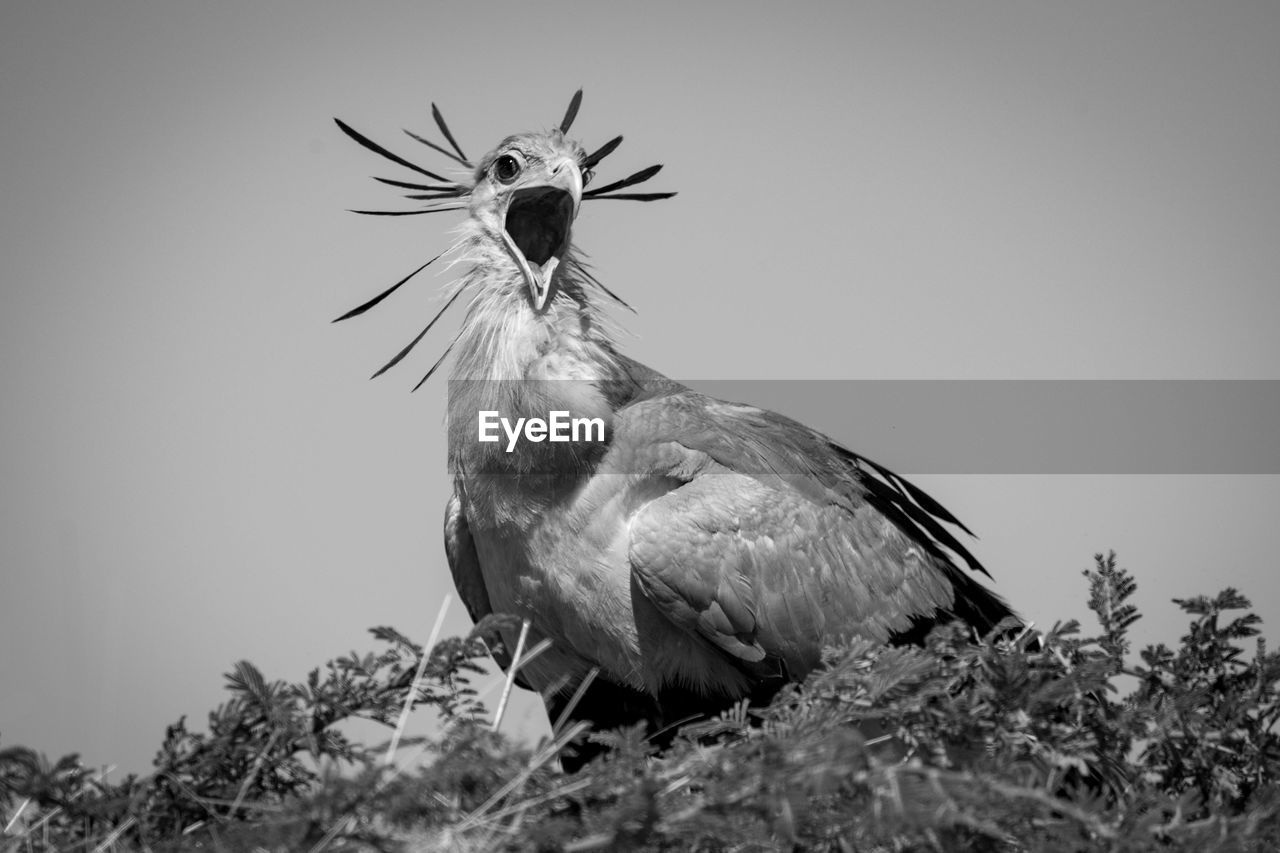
2;1;1278;775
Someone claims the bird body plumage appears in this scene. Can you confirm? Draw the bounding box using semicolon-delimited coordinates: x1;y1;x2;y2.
337;93;1017;767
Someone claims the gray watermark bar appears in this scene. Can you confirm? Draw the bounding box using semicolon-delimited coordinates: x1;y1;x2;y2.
447;380;1279;475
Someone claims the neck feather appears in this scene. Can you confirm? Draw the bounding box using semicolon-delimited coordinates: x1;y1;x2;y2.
447;233;617;382
446;235;628;474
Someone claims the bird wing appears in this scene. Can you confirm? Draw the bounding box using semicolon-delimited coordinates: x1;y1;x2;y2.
444;489;524;675
447;482;674;770
616;386;1013;678
444;490;490;624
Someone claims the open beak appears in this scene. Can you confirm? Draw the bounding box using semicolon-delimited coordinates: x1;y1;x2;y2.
500;159;582;312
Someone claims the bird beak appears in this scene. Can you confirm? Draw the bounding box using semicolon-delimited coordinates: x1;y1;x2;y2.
500;158;583;312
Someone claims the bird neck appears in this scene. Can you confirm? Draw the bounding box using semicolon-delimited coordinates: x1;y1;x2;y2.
447;250;627;476
448;254;620;381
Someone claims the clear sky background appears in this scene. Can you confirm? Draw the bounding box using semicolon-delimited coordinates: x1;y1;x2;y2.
2;1;1278;776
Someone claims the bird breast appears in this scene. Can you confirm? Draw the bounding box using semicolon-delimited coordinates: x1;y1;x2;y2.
460;462;757;699
448;292;619;475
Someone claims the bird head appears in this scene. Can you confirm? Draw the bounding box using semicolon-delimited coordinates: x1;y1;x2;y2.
333;90;675;388
468;131;586;312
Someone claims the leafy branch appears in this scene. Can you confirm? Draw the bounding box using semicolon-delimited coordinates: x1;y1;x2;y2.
2;553;1278;852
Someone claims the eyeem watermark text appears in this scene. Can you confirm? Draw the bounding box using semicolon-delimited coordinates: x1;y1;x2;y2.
478;410;606;453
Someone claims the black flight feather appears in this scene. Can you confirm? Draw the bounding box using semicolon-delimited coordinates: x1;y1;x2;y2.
334;118;454;183
853;460;989;578
559;89;583;134
862;456;976;537
332;253;443;323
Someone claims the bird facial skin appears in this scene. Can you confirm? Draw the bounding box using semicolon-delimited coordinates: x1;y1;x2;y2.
471;140;584;313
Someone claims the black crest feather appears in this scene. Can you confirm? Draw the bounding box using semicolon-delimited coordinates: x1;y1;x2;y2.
336;91;676;387
374;176;462;193
402;128;471;169
431;103;471;165
332;254;443;323
559;89;584;134
583;164;664;197
581;135;623;170
584;192;677;202
333;118;456;184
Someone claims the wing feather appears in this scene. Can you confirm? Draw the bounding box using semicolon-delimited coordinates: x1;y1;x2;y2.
444;491;494;628
615;388;1015;679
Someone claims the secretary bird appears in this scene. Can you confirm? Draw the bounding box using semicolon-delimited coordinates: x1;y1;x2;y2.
335;91;1017;770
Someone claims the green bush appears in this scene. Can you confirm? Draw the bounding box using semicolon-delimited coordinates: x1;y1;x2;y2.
3;553;1278;852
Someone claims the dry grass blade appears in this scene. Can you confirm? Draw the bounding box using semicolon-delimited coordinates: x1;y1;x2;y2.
552;667;600;735
15;807;63;843
306;815;355;853
90;816;136;853
460;721;592;833
184;796;282;813
478;776;595;825
385;594;452;766
11;763;119;840
3;798;30;833
563;833;616;851
510;636;552;681
491;619;532;733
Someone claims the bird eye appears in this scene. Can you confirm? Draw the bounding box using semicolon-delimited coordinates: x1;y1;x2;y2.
494;154;521;184
582;168;595;188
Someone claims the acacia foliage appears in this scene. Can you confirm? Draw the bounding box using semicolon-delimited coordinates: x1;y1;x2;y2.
2;553;1278;852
